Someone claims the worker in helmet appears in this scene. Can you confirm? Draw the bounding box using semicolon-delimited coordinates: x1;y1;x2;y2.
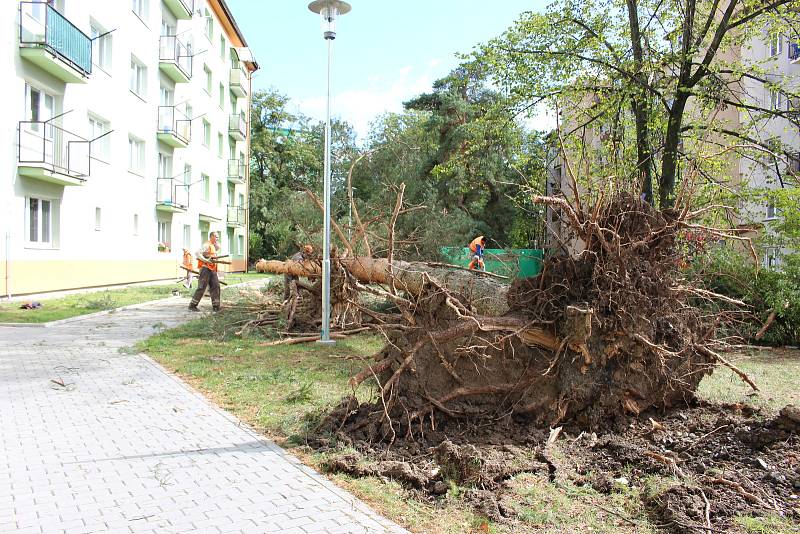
468;236;487;271
284;244;315;302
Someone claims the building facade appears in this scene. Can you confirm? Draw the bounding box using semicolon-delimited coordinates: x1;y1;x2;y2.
1;0;257;296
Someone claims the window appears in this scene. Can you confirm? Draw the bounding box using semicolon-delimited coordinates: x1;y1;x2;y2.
133;214;139;235
158;220;170;247
238;192;244;207
201;174;210;201
217;181;223;206
128;136;145;173
26;197;53;246
183;224;191;248
202;120;211;146
157;152;172;178
765;248;780;269
790;153;800;175
769;32;782;57
132;0;148;21
88;114;111;159
204;65;212;94
230;93;237;114
217;132;223;157
219;82;225;109
237;235;244;257
204;9;213;40
90;23;112;71
95;207;102;231
183;164;192;186
219;35;226;59
129;57;146;97
25;84;55;127
766;202;778;220
770;89;785;111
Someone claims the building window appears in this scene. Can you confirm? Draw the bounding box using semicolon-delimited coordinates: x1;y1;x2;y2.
132;0;147;19
219;35;226;59
183;224;191;248
128;135;145;174
133;213;139;235
90;22;112;71
202;120;211;146
769;89;786;111
237;235;244;257
95;207;102;231
217;181;223;206
204;9;213;41
204;65;212;94
238;192;244;207
27;197;53;246
766;202;778;220
217;132;223;157
88;114;111;159
219;82;225;109
230;93;237;114
129;57;147;98
765;248;780;269
183;164;192;186
157;152;172;178
769;32;782;57
201;174;210;201
158;220;170;248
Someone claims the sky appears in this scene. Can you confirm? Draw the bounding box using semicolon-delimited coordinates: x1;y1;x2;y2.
225;0;551;139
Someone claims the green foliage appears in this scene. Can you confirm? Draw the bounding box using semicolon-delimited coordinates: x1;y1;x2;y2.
694;247;800;346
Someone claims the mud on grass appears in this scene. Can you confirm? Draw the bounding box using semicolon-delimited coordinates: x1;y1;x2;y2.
313;401;800;533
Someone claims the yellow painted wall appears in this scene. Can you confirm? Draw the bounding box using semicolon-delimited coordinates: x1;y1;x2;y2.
229;259;246;272
0;259;180;296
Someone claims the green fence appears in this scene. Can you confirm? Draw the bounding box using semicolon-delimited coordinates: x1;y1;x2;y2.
440;247;544;278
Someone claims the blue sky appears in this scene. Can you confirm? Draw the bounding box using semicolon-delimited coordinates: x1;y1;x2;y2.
226;0;550;137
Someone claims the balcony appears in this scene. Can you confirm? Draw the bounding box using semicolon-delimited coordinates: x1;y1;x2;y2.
163;0;193;20
17;120;89;186
227;159;246;184
18;2;92;83
159;35;192;83
790;43;800;64
228;114;246;141
156;178;189;213
227;205;246;227
229;65;248;98
157;106;191;148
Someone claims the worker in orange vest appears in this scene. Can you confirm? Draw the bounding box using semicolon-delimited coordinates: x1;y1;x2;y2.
468;236;487;271
181;248;194;289
189;232;221;311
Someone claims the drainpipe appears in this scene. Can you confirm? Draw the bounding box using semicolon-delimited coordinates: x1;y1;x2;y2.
4;231;11;300
244;66;253;272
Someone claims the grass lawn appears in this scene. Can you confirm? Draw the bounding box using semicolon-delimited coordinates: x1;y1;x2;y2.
0;272;273;324
139;312;800;534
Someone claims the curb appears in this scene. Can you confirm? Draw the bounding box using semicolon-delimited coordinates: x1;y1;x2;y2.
0;278;271;329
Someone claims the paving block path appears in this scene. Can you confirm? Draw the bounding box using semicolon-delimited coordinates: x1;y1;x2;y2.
0;294;409;534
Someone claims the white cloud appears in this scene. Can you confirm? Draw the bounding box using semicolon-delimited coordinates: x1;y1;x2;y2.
297;61;442;141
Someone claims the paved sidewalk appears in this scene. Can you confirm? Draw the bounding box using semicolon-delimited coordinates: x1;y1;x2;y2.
0;295;408;534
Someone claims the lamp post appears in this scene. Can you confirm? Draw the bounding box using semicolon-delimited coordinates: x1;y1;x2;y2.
308;0;351;344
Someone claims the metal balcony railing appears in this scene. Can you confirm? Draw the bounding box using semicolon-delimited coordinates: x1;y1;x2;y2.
790;43;800;61
157;105;191;144
19;2;92;76
229;64;248;94
228;114;247;137
156;177;190;209
227;205;246;225
18;119;90;178
227;159;245;180
159;34;193;79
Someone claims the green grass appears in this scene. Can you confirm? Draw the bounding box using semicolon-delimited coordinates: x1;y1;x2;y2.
138;309;800;534
697;347;800;413
0;272;273;324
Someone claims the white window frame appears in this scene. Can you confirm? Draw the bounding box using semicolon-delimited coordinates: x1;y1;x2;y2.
219;82;225;109
219;35;226;59
202;120;211;147
183;224;191;249
25;196;56;248
237;235;244;257
128;135;145;174
769;32;782;57
132;0;148;22
765;202;778;221
204;9;213;41
157;220;170;247
133;213;139;236
90;22;112;72
95;207;102;231
204;65;212;94
217;181;223;206
129;56;147;98
88;113;111;160
217;132;223;158
201;174;210;201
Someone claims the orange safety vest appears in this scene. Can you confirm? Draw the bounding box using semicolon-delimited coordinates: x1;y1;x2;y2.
197;241;218;272
182;249;193;270
469;236;485;254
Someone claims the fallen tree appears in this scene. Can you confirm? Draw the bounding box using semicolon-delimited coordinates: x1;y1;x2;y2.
262;191;756;434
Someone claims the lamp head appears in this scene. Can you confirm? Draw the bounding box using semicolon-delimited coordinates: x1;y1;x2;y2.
308;0;351;40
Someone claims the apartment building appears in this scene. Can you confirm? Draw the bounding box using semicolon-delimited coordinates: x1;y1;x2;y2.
1;0;257;296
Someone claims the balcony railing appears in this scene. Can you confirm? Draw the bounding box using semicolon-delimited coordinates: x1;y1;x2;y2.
790;42;800;62
18;119;90;179
228;114;246;140
229;65;248;97
19;2;92;77
227;205;246;226
156;177;190;210
227;159;245;182
157;105;191;147
159;35;192;82
163;0;194;19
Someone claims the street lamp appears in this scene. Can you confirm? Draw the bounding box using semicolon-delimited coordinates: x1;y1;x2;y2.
308;0;351;344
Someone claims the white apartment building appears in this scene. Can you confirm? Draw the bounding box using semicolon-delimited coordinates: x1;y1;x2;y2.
1;0;257;296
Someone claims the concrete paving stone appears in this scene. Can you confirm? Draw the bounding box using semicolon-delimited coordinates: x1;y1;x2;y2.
0;287;408;534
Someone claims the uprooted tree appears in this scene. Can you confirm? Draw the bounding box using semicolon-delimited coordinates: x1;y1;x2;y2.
262;178;758;437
